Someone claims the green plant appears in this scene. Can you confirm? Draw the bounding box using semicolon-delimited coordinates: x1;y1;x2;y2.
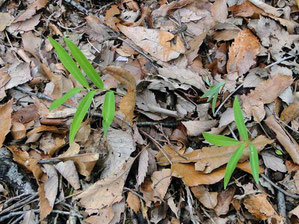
48;37;115;144
202;96;259;189
201;78;225;116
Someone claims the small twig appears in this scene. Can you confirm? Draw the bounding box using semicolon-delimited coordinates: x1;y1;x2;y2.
5;32;21;62
277;191;287;221
264;54;297;69
136;121;179;128
63;0;89;14
214;83;244;116
10;214;25;224
274;114;299;135
56;21;86;31
260;174;299;199
175;11;190;50
185;186;199;224
200;206;216;224
2;193;30;209
123;187;146;202
228;124;238;140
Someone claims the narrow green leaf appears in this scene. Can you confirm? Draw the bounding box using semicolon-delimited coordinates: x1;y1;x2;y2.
69;90;96;144
64;38;104;90
102;91;115;136
203;133;240;146
233;96;248;141
211;92;218;115
48;37;89;88
49;88;83;111
249;143;259;184
201;82;225;98
224;143;246;189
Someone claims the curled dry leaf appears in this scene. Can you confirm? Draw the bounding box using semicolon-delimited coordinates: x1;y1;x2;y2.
241;74;293;122
7;145;43;183
126;192;140;213
55;160;80;190
0;99;13;147
191;185;218;209
105;66;136;123
118;24;186;62
265;115;299;164
227;29;260;76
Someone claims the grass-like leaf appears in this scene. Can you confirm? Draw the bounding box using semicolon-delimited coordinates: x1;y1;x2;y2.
102;91;115;136
224;142;246;189
211;91;218;115
64;38;104;90
201;82;225;99
48;37;89;88
203;133;240;146
69;90;96;144
49;87;83;111
249;143;259;184
233;96;248;141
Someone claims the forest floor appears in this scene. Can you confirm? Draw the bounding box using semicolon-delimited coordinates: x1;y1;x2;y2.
0;0;299;223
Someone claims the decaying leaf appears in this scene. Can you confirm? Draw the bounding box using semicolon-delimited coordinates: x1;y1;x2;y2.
104;5;120;31
118;24;186;62
55;160;80;190
151;169;172;202
210;0;228;23
0;99;13;147
39;183;53;221
214;187;236;216
127;192;140;213
191;186;218;209
0;12;14;31
182;120;218;137
227;29;260;76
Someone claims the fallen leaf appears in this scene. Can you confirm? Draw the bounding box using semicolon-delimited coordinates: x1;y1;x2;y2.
118;24;186;62
104;5;120;31
23;210;36;224
211;0;228;23
182;120;218;137
0;71;10;100
6;62;31;89
230;1;264;17
0;12;14;31
137;149;149;186
105;66;136;123
84;207;114;224
241;74;293;121
280;103;299;123
265;115;299;164
227;29;260;76
247;0;282;17
75;157;134;214
214;187;235;216
152;0;193;17
7;13;41;34
151;169;172;202
39;183;52;221
43;164;58;208
11;121;26;140
55;161;80;190
127;192;140;213
13;0;49;23
243;193;277;220
0;99;13;147
12;104;39;124
261;152;287;172
191;186;218;209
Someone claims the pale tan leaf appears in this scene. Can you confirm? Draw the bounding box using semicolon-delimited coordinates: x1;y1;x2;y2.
152;0;193;17
126;192;140;213
0;13;14;31
191;186;218;209
55;161;80;190
227;29;260;76
137;149;149;186
248;0;282;17
39;183;52;221
182;120;218;137
280;103;299;123
7;14;41;33
151;169;171;202
23;210;36;224
43;164;58;208
11;121;26;140
211;0;228;23
84;207;114;224
58;142;80;158
0;99;13;147
214;187;236;216
118;24;186;62
265;115;299;164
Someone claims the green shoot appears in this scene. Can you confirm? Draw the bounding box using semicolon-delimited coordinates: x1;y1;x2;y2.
48;37;115;144
203;96;260;188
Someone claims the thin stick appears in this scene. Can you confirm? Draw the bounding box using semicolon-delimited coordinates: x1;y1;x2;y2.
264;54;297;69
123;187;146;202
63;0;89;14
260;174;299;199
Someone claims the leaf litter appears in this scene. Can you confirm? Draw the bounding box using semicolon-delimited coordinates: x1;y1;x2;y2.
0;0;299;223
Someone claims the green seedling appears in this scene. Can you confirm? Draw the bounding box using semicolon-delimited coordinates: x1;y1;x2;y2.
201;77;225;116
203;96;259;189
48;37;115;144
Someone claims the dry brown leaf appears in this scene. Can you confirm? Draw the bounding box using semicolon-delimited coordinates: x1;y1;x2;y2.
191;186;218;209
151;169;171;202
248;0;282;17
118;24;186;62
60;153;99;178
241;74;293;121
85;14;110;41
7;145;42;182
210;0;228;23
75;157;134;214
43;165;58;208
265;115;299;164
126;192;140;213
0;12;14;31
7;14;41;33
214;187;235;216
137;149;149;186
105;66;136;123
11;121;26;140
280;103;299;123
237;161;264;174
12;104;39;124
84;207;114;224
55;161;80;190
171;163;226;186
58;142;80;158
152;0;193;17
243;193;278;220
13;0;49;23
39;183;52;221
227;29;260;76
6;62;31;89
104;5;120;31
182;120;218;137
0;99;13;147
230;1;264;17
22;31;42;57
0;71;10;101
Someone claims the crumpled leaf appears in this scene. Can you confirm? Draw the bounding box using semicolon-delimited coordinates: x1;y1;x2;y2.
191;186;218;209
182;120;218;137
227;29;260;76
0;99;13;147
55;160;80;190
151;169;171;202
118;24;186;62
